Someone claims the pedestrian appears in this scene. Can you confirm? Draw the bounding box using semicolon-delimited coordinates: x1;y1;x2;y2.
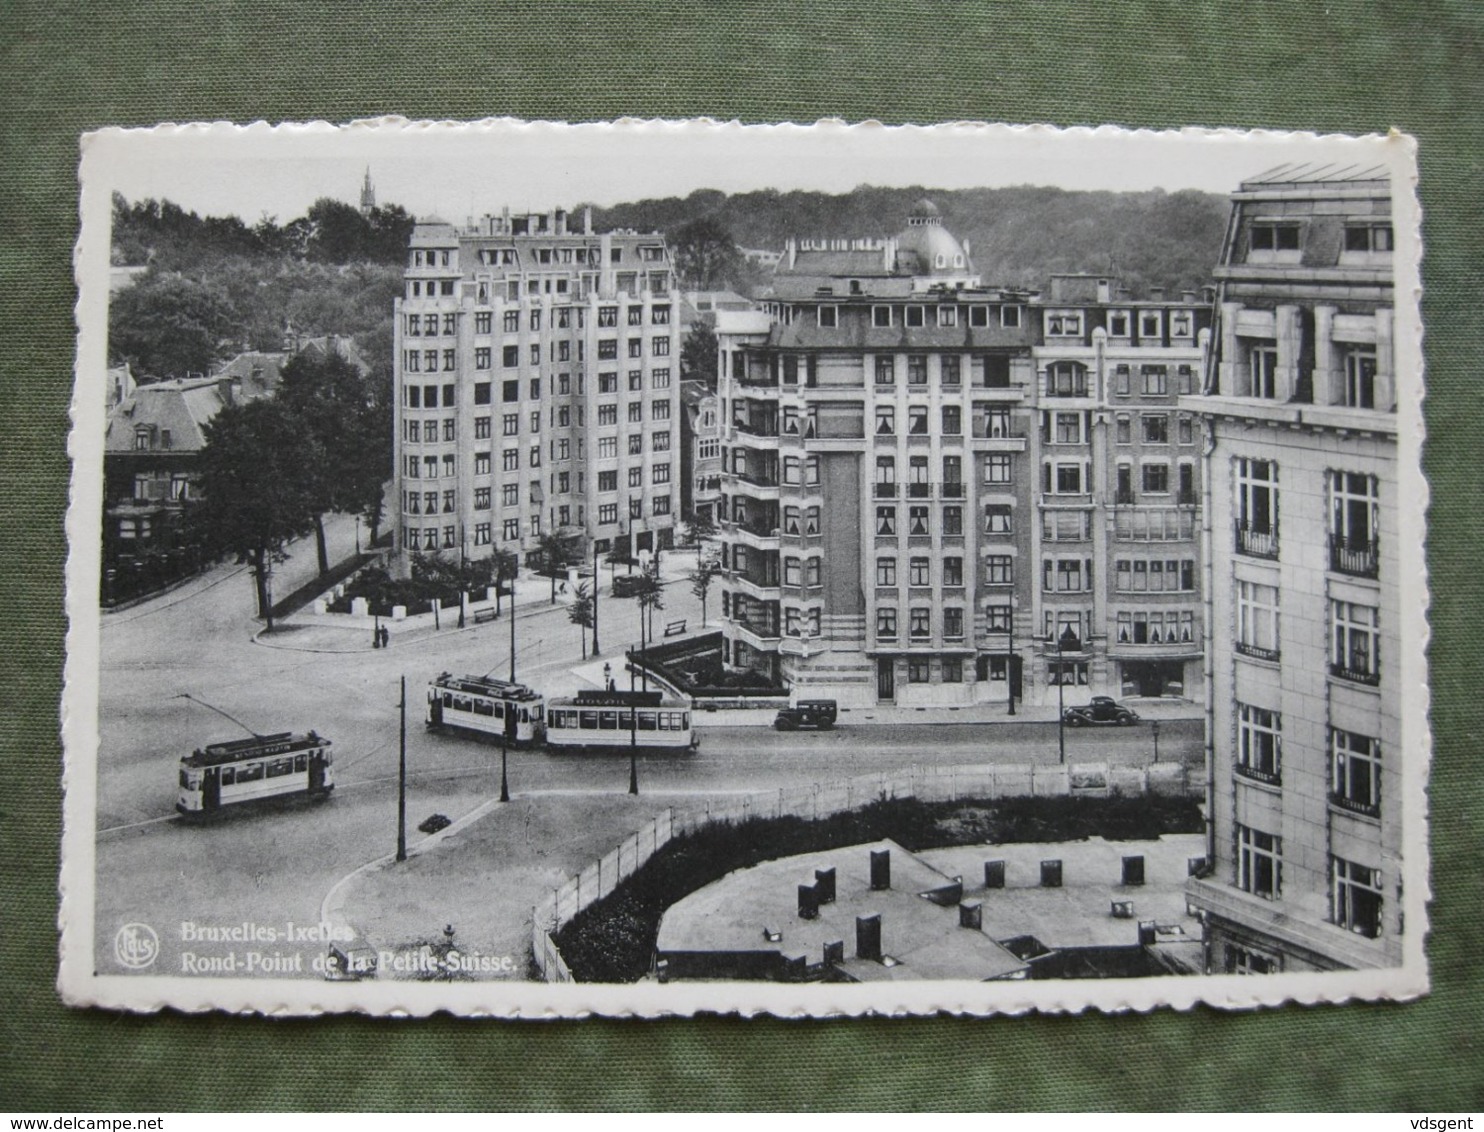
380;625;390;648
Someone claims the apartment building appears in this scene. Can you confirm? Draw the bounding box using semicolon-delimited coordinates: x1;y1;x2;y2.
1028;276;1213;703
1184;165;1402;971
392;209;682;570
714;201;1038;706
679;380;722;527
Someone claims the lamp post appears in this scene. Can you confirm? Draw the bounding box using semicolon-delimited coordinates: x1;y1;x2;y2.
1056;626;1079;765
499;731;510;802
1007;596;1017;716
509;561;517;683
1152;718;1161;765
627;648;639;795
591;541;601;656
604;661;613;693
396;675;407;861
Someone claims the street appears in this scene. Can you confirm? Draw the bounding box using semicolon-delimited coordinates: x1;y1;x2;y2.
92;511;1203;976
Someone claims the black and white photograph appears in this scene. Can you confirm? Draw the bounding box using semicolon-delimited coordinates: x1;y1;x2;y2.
61;119;1428;1016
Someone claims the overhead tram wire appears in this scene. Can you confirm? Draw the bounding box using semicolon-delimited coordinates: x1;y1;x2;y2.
174;692;262;739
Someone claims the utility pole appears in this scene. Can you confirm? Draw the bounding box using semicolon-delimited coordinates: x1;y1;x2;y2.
1007;596;1016;716
591;541;601;656
396;675;407;862
499;731;510;802
509;570;517;684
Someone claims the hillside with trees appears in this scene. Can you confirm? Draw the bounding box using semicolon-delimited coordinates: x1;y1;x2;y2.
586;184;1229;298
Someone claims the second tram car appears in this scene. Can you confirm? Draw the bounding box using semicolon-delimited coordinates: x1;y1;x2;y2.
544;689;699;753
426;673;545;744
177;731;333;817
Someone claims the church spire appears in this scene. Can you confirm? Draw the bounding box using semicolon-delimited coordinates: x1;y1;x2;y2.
359;167;376;216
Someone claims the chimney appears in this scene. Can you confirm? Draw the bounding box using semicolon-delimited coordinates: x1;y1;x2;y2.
583;206;593;235
823;939;844;967
781;953;807;981
1181;289;1198;304
869;849;891;891
1116;286;1131;301
502;205;510;233
959;901;983;931
1137;921;1157;946
1149;285;1165;301
797;882;820;920
1121;855;1146;886
984;860;1005;889
855;914;882;962
555;209;566;236
1097;278;1111;303
814;867;836;904
1040;859;1063;888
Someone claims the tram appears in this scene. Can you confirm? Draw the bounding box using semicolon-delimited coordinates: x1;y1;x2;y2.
177;731;333;817
544;689;699;753
426;673;545;744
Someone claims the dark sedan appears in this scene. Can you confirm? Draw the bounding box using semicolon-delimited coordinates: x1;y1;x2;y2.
1063;696;1140;726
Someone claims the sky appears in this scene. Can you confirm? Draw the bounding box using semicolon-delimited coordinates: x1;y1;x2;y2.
82;118;1401;225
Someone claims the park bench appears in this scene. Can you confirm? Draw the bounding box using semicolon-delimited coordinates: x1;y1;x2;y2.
663;619;687;638
473;606;498;625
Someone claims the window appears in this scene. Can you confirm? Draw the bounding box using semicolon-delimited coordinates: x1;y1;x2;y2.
1249;221;1301;254
1142;415;1169;444
942;505;963;536
1000;305;1021;328
407;313;421;336
1236;580;1280;660
1049;463;1083;494
907;406;928;435
907;355;927;384
473;311;491;335
909;608;931;638
503;518;520;542
629;498;643;520
875;506;896;536
501;483;519;508
653;495;671;516
874;356;894;384
1046;361;1087;396
876;557;897;586
653;336;670;356
1049;412;1079;445
943;608;964;639
475;346;491;370
985;504;1012;534
1142;464;1170;494
653;400;671;421
597;436;618;459
875;406;895;436
868;606;897;641
1108;311;1130;337
1237;824;1282;899
1344;222;1393;254
942;557;963;587
1344;349;1378;409
1139;311;1162;339
1237;703;1282;784
872;306;892;328
1332;857;1383;937
627;338;642;359
473;486;491;510
902;305;924;328
1115;415;1131;445
1235;458;1278;556
598;372;618;394
501;413;518;437
985;454;1012;484
424;455;439;479
1045;558;1087;593
1045;311;1083;337
502;345;519;368
908;506;929;536
597;340;618;360
502;448;519;472
818;305;838;328
785;557;802;587
598;470;617;492
502;310;521;333
1141;365;1168;395
597;306;617;328
1251;343;1278;399
598;404;617;426
424;350;440;372
1332;729;1382;816
470;416;490;441
474;452;491;476
908;557;929;586
623;402;640;423
1177;415;1193;445
599;503;618;525
553;438;569;461
1330;471;1379;575
986;556;1013;585
653;463;671;484
1332;600;1380;683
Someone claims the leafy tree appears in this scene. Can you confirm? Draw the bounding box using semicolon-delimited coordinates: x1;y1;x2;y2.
680;318;719;390
488;545;519;614
108;271;239;379
532;528;581;603
567;581;595;660
195;399;322;631
670;216;743;291
689;557;721;628
632;560;665;650
680;508;717;548
276;347;385;575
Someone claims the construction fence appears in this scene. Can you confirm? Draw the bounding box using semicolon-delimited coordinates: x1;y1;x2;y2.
530;758;1196;982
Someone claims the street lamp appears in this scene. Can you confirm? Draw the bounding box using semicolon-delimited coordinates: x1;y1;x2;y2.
1056;625;1079;765
499;731;510;802
591;540;601;656
626;649;639;796
1007;595;1017;717
1152;718;1162;765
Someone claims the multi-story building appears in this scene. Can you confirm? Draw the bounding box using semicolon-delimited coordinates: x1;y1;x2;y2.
1027;276;1213;704
714;201;1038;706
679;380;722;527
1185;165;1402;972
392;209;682;571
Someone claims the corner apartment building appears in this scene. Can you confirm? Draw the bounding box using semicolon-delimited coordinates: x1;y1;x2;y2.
1184;165;1402;971
714;201;1038;706
1027;276;1213;703
392;209;682;570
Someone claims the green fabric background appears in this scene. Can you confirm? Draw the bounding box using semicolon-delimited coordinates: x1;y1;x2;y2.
2;0;1481;1111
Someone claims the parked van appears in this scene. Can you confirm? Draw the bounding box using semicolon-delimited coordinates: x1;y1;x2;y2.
773;699;838;731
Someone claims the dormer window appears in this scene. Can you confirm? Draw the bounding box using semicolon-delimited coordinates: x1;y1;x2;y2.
134;426;151;450
1249;220;1302;257
1343;223;1393;254
818;305;838;328
1108;311;1130;337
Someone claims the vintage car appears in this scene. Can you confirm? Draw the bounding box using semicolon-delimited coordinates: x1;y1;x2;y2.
1063;696;1140;727
773;699;838;731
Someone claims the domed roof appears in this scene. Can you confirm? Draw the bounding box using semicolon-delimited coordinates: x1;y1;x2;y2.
895;212;972;276
909;197;942;221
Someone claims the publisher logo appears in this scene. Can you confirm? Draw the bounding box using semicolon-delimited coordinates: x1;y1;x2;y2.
115;922;159;969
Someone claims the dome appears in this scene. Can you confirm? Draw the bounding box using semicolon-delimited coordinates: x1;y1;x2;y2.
909;198;942;222
895;215;971;275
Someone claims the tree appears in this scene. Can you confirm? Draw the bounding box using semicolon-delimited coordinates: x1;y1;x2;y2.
533;528;581;604
567;581;595;660
681;508;717;548
679;317;719;390
632;560;665;651
488;545;519;615
689;557;720;628
195;399;322;631
670;216;743;291
108;271;239;379
277;347;385;575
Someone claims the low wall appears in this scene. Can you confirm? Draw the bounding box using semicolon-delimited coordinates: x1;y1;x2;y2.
530;759;1197;982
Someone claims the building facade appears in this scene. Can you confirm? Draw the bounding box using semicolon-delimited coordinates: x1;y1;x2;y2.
679;380;722;527
714;202;1038;706
392;209;682;571
1184;166;1402;972
1027;276;1213;704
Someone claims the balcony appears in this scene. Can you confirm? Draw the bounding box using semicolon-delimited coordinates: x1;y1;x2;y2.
1329;792;1381;819
731;618;781;649
1235;521;1278;559
1330;534;1379;579
906;482;934;499
941;481;966;499
1235;763;1281;788
1234;642;1281;663
1178;488;1199;506
731;521;780;550
731;570;782;599
874;482;898;499
1330;661;1380;687
1114;489;1135;505
732;416;779;438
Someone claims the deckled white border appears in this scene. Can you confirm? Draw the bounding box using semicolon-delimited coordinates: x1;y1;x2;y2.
61;118;1430;1017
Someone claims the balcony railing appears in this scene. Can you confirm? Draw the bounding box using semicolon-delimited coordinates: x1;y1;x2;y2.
1329;792;1381;819
1178;488;1199;506
1235;641;1281;663
1330;534;1379;578
1235;521;1278;559
1114;489;1135;505
971;424;1026;439
941;481;965;499
1235;763;1282;787
732;418;779;437
1330;661;1380;687
735;471;780;488
907;482;933;499
874;482;898;499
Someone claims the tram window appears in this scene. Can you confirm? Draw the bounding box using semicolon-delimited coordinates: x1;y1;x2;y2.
619;711;635;730
681;712;690;730
238;763;264;782
520;708;529;723
599;710;619;730
534;706;544;722
474;700;494;716
453;696;472;712
269;757;294;778
179;770;190;789
442;693;453;707
638;711;658;731
493;703;504;720
294;754;307;772
580;710;599;729
220;768;234;785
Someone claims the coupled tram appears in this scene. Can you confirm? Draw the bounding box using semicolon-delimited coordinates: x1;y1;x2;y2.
425;673;698;753
176;731;333;817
